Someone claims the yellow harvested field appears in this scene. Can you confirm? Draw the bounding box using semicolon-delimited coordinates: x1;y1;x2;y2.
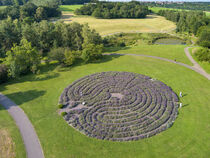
0;129;15;158
61;14;176;36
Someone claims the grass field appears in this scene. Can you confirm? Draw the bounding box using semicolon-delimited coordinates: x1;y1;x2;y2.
189;47;210;74
105;45;192;65
62;14;176;36
0;46;209;158
59;5;83;13
0;105;26;158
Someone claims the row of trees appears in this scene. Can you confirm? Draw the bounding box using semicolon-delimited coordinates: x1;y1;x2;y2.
158;10;210;35
0;17;103;82
0;0;91;6
0;2;61;22
145;2;210;12
75;1;150;19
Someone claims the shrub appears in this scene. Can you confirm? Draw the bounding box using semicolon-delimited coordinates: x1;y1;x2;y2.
64;50;76;66
61;112;67;116
48;47;65;64
195;48;210;63
0;64;8;83
58;104;64;109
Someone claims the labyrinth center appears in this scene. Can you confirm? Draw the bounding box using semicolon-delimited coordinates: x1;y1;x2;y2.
59;72;179;141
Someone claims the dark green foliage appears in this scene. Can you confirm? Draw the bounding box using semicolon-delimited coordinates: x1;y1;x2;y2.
82;44;103;63
0;64;8;83
195;48;210;63
61;112;67;116
0;2;61;22
158;10;209;35
48;47;65;64
75;1;150;19
5;39;41;78
58;104;64;109
146;2;210;12
197;26;210;48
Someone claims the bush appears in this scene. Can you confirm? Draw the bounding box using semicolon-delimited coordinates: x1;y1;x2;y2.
64;50;76;66
0;64;8;83
61;112;67;116
48;47;65;64
195;48;210;63
58;104;64;109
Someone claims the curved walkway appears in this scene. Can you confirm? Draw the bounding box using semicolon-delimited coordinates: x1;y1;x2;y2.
184;47;210;80
0;93;45;158
104;53;210;80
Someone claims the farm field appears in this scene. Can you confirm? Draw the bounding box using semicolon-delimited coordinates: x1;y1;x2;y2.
61;14;176;36
189;47;210;74
0;48;209;158
0;105;26;158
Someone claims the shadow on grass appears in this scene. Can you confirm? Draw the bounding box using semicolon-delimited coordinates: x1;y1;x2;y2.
103;46;130;53
5;90;46;106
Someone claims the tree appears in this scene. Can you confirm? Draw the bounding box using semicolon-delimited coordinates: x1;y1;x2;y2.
0;64;8;83
64;49;76;66
48;47;65;64
35;7;47;22
82;43;103;62
198;27;210;48
195;48;210;63
5;39;40;77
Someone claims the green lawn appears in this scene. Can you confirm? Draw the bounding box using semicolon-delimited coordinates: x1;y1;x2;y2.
59;5;83;13
189;47;210;74
105;45;192;65
0;50;209;158
0;105;26;158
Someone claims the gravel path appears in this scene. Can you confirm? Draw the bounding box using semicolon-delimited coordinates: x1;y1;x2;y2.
0;93;45;158
104;53;210;80
184;47;210;80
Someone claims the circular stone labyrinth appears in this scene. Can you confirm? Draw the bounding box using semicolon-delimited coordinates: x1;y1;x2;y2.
59;72;179;141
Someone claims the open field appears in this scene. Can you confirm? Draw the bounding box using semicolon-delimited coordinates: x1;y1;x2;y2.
189;47;210;74
105;45;192;65
62;14;176;36
0;46;209;158
0;105;26;158
59;5;83;13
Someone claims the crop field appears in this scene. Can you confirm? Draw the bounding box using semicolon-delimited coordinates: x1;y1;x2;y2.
59;5;83;13
0;46;209;158
0;105;26;158
62;14;176;36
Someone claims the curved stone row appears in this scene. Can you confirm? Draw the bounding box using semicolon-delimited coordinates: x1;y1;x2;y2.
59;72;179;141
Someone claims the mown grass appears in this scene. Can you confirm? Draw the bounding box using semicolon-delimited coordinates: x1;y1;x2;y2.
62;14;176;36
0;50;209;158
59;5;83;13
0;105;26;158
189;47;210;74
105;45;192;65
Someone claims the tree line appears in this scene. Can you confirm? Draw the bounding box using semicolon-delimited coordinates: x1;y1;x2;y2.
0;2;61;22
158;9;210;63
0;17;103;83
0;0;91;6
145;2;210;12
75;1;150;19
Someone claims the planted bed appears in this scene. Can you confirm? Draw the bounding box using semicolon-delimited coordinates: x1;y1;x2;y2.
59;72;179;141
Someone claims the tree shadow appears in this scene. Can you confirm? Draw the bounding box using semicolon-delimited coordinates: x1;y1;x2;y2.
104;46;130;53
5;90;46;106
93;54;123;64
182;94;188;97
183;104;189;108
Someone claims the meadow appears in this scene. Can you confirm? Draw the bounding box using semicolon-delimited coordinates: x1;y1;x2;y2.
59;5;83;13
0;105;26;158
62;14;176;36
0;45;209;158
